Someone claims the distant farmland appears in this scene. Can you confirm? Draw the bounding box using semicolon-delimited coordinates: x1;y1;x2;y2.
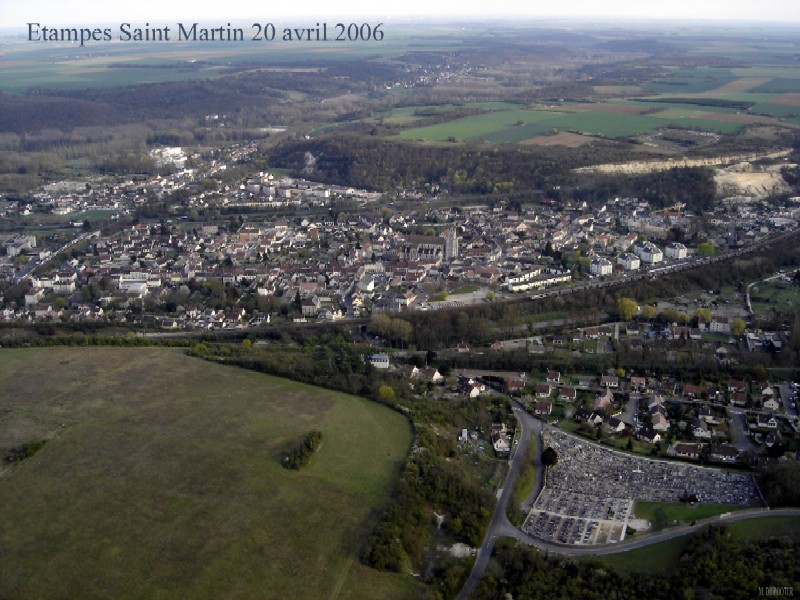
0;347;421;600
393;103;750;143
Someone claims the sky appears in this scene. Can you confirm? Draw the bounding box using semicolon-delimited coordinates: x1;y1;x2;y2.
2;0;799;26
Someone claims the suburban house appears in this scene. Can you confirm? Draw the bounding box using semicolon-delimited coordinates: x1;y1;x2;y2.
629;376;647;392
709;316;731;334
728;379;746;393
506;378;526;395
698;405;714;423
491;432;511;455
692;419;713;439
422;367;444;384
560;386;577;402
600;375;619;388
652;413;670;432
756;413;778;429
606;417;626;434
535;383;552;398
710;444;740;463
730;391;748;407
403;365;420;379
671;443;701;459
534;401;553;416
546;370;561;384
459;376;485;398
639;429;662;444
594;388;614;412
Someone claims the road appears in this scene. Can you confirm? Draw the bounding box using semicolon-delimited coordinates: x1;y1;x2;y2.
455;401;542;600
727;407;759;453
489;506;800;558
779;383;798;419
619;393;641;427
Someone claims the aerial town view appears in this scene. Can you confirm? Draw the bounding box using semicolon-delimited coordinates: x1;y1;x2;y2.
0;0;799;598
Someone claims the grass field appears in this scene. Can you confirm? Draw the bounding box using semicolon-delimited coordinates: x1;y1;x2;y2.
593;515;800;574
394;102;752;143
0;347;422;600
633;501;746;531
750;280;800;316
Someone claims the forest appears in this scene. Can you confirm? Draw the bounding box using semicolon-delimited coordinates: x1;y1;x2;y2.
267;134;643;194
475;525;799;600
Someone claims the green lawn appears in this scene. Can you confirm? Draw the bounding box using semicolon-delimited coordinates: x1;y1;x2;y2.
0;347;421;600
596;536;690;574
634;501;747;531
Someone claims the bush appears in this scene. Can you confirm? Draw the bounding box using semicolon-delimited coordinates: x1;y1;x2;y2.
282;430;323;470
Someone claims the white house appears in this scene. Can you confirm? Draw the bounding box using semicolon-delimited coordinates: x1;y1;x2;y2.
709;316;731;334
369;354;390;369
491;432;510;455
589;257;613;276
692;419;712;439
756;413;778;429
635;241;663;264
665;242;687;260
616;252;641;271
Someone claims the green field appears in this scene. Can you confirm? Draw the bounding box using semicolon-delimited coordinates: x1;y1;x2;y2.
595;515;800;574
751;280;800;316
394;103;749;143
0;347;421;600
633;501;746;531
751;78;800;94
644;67;741;95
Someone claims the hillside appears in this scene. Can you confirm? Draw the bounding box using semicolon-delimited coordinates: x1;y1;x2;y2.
0;347;421;600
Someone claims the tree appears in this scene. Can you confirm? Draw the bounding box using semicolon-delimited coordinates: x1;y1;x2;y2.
616;297;638;321
730;317;746;336
541;447;558;467
378;385;396;404
694;307;711;323
696;242;716;257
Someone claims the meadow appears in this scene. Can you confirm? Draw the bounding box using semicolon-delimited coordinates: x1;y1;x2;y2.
633;501;746;532
0;347;421;600
593;515;800;574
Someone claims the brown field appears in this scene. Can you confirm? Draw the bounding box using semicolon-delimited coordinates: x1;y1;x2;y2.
522;132;595;147
774;93;800;107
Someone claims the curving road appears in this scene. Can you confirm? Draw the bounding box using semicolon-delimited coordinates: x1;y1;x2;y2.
456;401;542;600
456;403;800;599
